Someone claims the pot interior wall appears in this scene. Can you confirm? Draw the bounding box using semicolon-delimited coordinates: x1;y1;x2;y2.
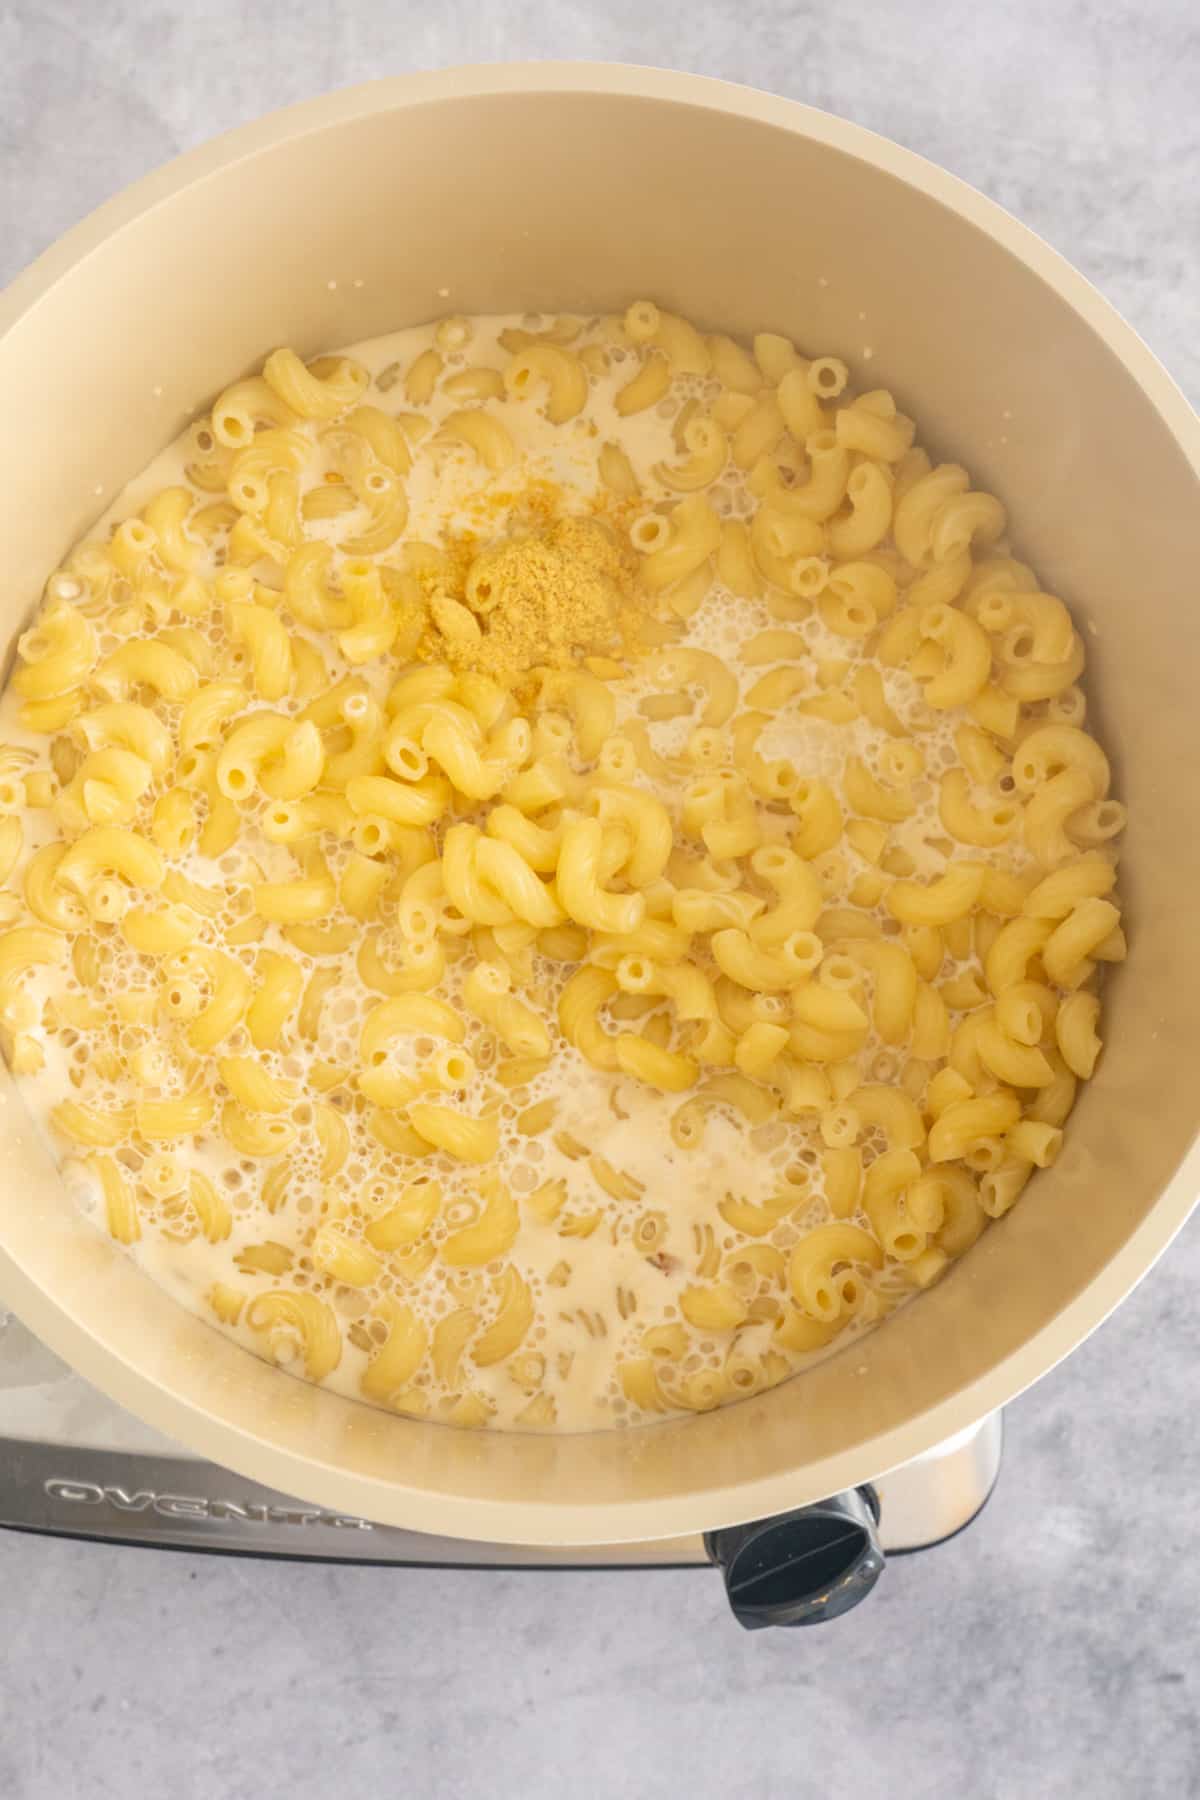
0;77;1196;1538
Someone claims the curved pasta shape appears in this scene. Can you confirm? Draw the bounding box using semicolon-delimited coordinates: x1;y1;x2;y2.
342;465;409;556
637;306;710;373
359;992;467;1108
788;1223;883;1322
93;640;198;703
618;1356;671;1413
56;827;164;895
24;845;89;931
789;985;871;1062
558;964;620;1072
209;376;300;448
440;1177;519;1264
339;403;412;474
55;746;152;831
220;1103;296;1158
1023;856;1116;921
917;603;993;709
251;873;336;924
747;499;823;593
1055;990;1103;1079
218;1056;293;1114
729;391;785;471
1007;1118;1063;1169
790;778;843;858
843;756;915;825
588;786;673;888
474;837;563;928
408;1102;498;1164
711;927;822;992
929;1093;1022;1163
73;702;173;774
347;773;450;828
423;1309;476;1390
312;1226;382;1287
438;823;515;928
826;461;893;560
471;1266;535;1366
246;950;303;1049
358;1300;428;1406
615;1035;698;1093
53;1100;134;1148
440;408;516;471
862;1148;925;1260
1042;897;1122;985
135;1089;215;1141
150;789;197;857
365;1180;442;1252
357;932;445;998
178;681;247;757
228;601;292;701
679;1283;748;1330
534;673;614;766
654;415;728;492
216;713;321;804
999;631;1086;703
247;1290;342;1381
165;947;252;1052
749;845;824;942
284;542;352;631
930;488;1006;562
984;916;1054;994
615;349;671;417
886;862;987;927
262;348;368;420
14;605;98;702
938;769;1022;848
87;1154;140;1244
463;962;552;1058
833;394;912;462
842;939;918;1045
423;712;527;802
975;588;1075;664
975;1018;1055;1088
652;647;739;729
320;687;386;789
486;803;561;874
556;819;645;935
637;496;721;594
119;902;198;956
848;1083;925;1150
893;463;969;567
184;1171;232;1245
504;343;589;423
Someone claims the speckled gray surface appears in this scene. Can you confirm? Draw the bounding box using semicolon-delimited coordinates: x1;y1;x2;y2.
1;4;1199;1797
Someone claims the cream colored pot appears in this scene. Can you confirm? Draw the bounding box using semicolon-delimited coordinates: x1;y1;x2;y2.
0;64;1196;1548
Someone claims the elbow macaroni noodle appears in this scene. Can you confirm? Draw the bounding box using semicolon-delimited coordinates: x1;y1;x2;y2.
0;306;1123;1432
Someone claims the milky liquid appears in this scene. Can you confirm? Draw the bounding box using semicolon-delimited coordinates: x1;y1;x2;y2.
0;311;1049;1432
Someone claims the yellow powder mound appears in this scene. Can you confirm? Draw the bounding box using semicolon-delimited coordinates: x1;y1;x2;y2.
423;513;638;684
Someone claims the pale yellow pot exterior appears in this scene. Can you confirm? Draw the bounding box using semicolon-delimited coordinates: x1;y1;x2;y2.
0;64;1197;1546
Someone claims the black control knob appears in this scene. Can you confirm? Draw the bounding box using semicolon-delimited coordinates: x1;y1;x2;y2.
705;1487;884;1629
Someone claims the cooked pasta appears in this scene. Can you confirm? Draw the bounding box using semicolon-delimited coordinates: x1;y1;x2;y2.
0;306;1122;1433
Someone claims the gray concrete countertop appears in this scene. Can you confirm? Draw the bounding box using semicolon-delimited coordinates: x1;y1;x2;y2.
1;3;1198;1795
